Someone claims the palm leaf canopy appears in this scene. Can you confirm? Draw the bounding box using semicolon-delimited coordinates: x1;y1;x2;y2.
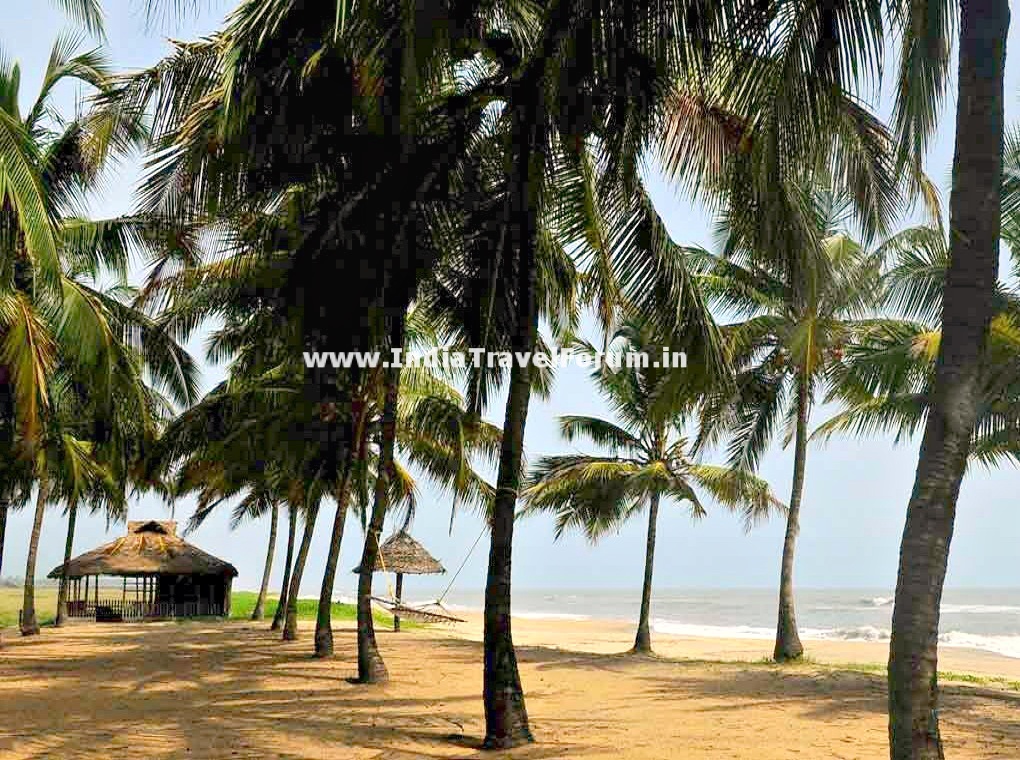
524;316;783;541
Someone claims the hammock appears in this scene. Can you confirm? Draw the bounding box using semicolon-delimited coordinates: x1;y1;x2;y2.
370;597;465;624
370;523;484;626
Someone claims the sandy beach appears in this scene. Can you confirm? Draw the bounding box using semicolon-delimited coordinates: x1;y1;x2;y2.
1;613;1019;759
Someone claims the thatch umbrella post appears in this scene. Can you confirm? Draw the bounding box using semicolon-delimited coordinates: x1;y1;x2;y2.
394;573;404;632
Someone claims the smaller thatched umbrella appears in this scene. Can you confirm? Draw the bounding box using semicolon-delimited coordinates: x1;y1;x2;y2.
353;529;444;630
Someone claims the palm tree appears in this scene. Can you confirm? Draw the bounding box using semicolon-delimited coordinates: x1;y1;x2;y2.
885;2;1010;755
50;0;104;36
177;462;289;621
0;39;194;636
22;376;121;635
270;502;298;631
816;224;1020;474
525;321;782;652
695;190;887;661
0;456;31;579
351;311;502;675
130;0;941;750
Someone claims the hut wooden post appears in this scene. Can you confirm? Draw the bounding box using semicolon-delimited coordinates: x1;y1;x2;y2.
84;575;90;608
122;578;126;605
222;576;233;617
394;573;404;632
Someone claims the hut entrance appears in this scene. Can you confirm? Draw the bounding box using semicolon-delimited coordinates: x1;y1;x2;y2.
49;520;238;621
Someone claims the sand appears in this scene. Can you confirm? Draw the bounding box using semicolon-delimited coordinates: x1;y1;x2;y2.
1;614;1019;759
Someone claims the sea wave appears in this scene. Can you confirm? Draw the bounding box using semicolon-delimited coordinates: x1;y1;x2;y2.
941;604;1020;615
651;619;1020;659
861;596;894;607
513;611;591;621
651;620;774;639
430;602;590;622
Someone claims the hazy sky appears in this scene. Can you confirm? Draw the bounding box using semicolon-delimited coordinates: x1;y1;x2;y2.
5;1;1020;601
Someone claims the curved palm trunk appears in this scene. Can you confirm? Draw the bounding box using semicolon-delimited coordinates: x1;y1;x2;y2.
482;100;539;749
0;499;8;578
888;2;1009;757
633;493;660;653
774;379;808;662
55;500;78;627
315;459;356;658
283;499;320;641
271;505;298;631
20;479;48;636
252;501;279;621
357;320;403;683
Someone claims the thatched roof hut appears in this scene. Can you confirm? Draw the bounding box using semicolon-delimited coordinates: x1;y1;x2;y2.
352;529;445;575
49;520;238;579
48;520;237;621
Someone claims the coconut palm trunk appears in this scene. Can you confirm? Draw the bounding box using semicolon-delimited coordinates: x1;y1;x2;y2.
775;378;808;661
482;101;538;750
633;492;660;653
55;500;78;627
271;505;298;631
0;499;7;578
888;1;1009;756
20;479;48;636
315;442;357;658
283;499;320;640
356;319;403;683
251;500;279;621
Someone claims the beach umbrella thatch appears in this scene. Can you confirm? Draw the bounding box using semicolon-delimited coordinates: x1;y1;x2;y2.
352;530;445;576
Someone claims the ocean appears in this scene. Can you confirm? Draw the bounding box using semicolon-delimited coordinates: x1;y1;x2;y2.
430;587;1020;659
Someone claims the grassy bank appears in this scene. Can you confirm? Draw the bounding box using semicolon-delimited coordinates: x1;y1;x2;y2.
0;587;57;628
0;588;401;629
229;591;404;628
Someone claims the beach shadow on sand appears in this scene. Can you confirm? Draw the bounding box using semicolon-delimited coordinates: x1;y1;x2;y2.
1;622;1018;759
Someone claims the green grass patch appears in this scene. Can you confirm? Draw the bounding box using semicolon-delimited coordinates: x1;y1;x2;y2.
0;587;56;628
229;590;411;628
0;587;408;630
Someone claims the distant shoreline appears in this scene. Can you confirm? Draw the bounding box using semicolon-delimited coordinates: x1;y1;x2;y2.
435;610;1020;683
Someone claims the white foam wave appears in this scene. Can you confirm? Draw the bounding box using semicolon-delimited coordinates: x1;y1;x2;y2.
861;596;894;607
941;604;1020;615
939;631;1020;659
651;620;774;639
652;619;1020;659
413;602;589;622
513;610;591;621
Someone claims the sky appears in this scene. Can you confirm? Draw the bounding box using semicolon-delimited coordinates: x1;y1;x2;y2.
4;0;1020;601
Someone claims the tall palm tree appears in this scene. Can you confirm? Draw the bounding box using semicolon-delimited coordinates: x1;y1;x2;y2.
884;0;1010;754
351;312;502;675
696;190;887;661
270;501;298;631
22;375;121;635
525;321;783;652
0;39;194;635
131;0;940;750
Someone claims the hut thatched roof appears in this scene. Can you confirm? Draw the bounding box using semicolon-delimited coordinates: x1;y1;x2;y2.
48;520;238;579
352;530;445;575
